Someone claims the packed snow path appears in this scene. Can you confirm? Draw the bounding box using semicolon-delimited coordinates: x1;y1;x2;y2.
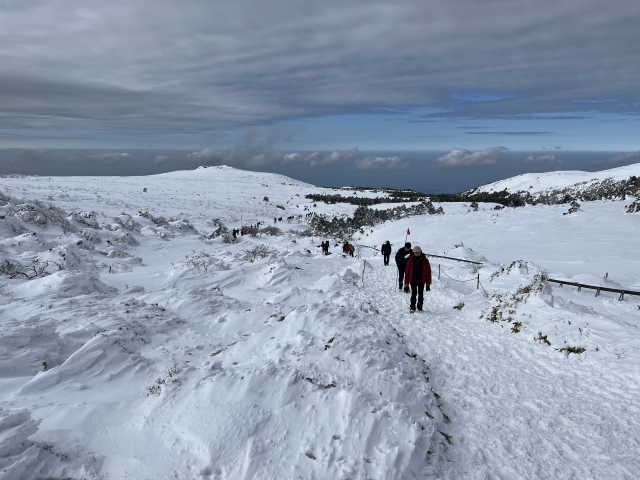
352;260;640;479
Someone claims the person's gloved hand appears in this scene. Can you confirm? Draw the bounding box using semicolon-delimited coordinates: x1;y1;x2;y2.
426;284;431;291
403;284;410;293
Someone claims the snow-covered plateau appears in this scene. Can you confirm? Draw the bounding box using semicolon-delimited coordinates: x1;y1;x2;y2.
1;164;639;479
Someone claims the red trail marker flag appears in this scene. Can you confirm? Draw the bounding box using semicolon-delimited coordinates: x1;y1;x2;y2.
407;228;410;235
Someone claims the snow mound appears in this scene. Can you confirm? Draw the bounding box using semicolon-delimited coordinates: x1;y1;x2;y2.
11;271;117;298
0;408;43;480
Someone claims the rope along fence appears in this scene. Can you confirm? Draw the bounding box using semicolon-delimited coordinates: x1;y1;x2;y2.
423;252;640;301
436;264;489;297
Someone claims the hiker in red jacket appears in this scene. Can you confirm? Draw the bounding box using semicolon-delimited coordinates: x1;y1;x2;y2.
403;246;431;313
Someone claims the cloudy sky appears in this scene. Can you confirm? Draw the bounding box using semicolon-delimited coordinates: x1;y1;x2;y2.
1;0;639;189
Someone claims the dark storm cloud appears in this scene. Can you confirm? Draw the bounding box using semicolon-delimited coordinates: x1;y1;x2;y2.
0;0;639;138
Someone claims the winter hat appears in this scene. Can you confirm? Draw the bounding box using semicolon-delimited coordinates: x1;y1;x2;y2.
413;246;422;253
405;242;412;248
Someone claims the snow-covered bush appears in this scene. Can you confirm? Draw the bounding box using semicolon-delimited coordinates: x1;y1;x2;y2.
243;243;274;262
113;214;142;233
4;259;64;279
69;211;100;229
626;199;640;213
138;210;169;226
202;224;230;241
0;259;23;277
244;225;259;237
0;192;75;233
563;200;581;215
179;251;216;270
109;232;139;246
260;225;282;236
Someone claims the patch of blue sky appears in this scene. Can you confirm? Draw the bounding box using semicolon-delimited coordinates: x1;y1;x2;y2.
449;90;519;103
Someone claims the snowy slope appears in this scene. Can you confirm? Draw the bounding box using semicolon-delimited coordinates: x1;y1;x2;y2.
467;162;640;195
1;166;640;479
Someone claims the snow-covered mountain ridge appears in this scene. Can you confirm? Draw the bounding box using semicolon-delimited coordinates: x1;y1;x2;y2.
464;162;640;206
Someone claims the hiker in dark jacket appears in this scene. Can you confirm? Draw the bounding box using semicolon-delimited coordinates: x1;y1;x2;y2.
381;241;391;266
343;241;350;255
324;240;330;255
403;246;431;312
395;242;412;290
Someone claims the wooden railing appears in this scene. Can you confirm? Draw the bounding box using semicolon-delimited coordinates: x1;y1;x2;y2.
547;279;640;300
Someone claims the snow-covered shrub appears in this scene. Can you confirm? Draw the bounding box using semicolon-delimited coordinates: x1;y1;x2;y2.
177;251;226;271
260;225;282;236
222;233;235;243
1;194;75;233
626;199;640;213
243;244;274;262
295;229;314;237
5;259;64;279
263;196;269;202
170;217;197;233
0;259;23;277
112;214;142;233
470;201;479;212
482;270;549;326
138;210;169;226
109;232;139;246
244;225;259;237
202;224;229;241
69;211;100;229
563;200;581;215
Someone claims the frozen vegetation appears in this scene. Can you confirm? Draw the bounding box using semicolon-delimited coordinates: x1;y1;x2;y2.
1;164;639;479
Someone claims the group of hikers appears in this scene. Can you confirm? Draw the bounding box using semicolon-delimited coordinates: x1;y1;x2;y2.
317;240;355;257
231;223;261;239
380;240;431;313
317;238;431;313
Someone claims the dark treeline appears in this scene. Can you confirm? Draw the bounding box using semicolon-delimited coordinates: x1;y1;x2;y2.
307;201;443;238
308;175;640;208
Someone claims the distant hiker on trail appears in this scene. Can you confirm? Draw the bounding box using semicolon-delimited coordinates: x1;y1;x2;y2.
343;241;350;255
381;241;391;266
319;241;326;253
274;217;277;224
395;242;412;290
349;244;355;257
403;246;431;313
232;229;237;239
323;240;330;255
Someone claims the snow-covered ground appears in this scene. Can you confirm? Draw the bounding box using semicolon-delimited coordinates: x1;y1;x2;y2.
1;166;639;479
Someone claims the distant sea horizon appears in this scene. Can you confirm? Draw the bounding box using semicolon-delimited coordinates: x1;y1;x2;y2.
0;148;635;194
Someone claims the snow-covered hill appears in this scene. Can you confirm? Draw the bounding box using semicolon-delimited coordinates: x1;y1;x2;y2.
464;162;640;206
1;166;639;479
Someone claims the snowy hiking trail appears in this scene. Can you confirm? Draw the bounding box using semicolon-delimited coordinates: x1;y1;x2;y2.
351;259;640;479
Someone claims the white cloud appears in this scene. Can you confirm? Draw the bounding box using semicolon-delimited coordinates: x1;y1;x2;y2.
282;153;303;163
88;153;132;165
355;156;408;170
315;148;358;165
524;154;561;166
154;154;170;164
185;146;359;168
186;148;224;163
435;147;507;167
608;151;640;163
